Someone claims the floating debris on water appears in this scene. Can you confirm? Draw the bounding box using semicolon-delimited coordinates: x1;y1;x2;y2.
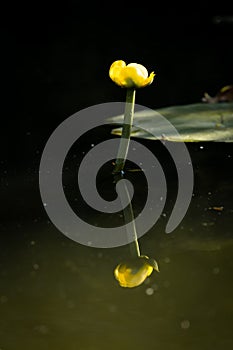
201;222;215;227
202;85;233;104
208;206;224;212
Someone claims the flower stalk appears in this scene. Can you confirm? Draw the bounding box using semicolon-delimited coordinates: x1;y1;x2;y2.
112;88;136;174
109;60;155;174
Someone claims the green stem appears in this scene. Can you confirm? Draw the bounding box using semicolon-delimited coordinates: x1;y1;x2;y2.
112;88;136;174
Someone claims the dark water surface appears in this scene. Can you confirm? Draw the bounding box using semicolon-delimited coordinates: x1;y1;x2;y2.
1;133;233;350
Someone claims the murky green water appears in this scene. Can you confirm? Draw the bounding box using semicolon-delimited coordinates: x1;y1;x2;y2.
1;138;233;350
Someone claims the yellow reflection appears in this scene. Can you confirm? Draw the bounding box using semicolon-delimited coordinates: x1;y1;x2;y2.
114;255;159;288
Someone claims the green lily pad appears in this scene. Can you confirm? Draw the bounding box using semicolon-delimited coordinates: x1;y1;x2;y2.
109;102;233;142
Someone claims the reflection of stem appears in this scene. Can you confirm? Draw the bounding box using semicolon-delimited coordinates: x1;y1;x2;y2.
123;181;141;258
114;173;140;258
112;88;136;174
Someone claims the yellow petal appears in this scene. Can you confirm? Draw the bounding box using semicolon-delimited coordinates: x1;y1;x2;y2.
142;72;156;87
109;60;126;86
109;60;155;89
127;63;149;79
123;66;147;88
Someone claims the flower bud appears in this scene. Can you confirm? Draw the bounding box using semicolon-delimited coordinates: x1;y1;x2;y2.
109;60;155;88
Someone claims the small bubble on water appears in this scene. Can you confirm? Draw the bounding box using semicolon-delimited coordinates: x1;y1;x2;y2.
33;264;39;270
200;146;204;149
145;287;154;296
180;319;190;329
164;257;171;263
91;144;95;147
212;267;220;274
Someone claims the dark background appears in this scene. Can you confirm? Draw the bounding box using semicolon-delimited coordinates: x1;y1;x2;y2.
5;6;233;119
1;4;233;221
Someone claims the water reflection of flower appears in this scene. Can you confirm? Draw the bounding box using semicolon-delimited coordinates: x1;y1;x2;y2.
114;255;159;288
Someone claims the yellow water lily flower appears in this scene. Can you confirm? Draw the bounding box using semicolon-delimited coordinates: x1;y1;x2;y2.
114;255;159;288
109;60;155;89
